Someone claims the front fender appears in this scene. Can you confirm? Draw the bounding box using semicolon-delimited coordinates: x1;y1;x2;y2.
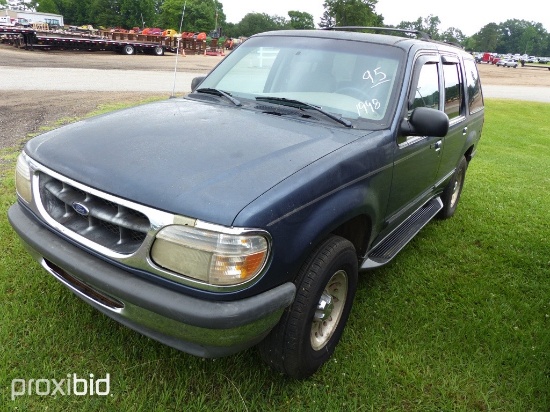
234;136;394;289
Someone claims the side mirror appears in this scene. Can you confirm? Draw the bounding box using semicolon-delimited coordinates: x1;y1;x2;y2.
191;76;206;92
400;107;449;137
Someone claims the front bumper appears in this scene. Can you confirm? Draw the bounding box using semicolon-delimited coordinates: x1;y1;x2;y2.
8;203;296;357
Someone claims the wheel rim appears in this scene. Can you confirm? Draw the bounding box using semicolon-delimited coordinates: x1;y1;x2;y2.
450;168;464;207
310;270;348;350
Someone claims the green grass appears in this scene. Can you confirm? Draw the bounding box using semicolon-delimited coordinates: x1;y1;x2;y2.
1;100;549;411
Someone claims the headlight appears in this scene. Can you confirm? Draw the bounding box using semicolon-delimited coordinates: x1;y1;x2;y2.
15;152;32;203
151;224;270;286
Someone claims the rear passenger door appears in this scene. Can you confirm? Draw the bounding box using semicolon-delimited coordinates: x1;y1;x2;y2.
435;53;467;185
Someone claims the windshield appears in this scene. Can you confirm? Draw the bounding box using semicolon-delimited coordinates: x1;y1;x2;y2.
197;34;405;127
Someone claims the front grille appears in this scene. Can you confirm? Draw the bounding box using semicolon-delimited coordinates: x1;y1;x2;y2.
38;173;151;254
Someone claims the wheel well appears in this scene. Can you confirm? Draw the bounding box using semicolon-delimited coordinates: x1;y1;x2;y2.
464;145;475;162
331;215;371;258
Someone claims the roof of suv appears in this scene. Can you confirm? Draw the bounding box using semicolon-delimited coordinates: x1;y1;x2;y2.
253;28;466;55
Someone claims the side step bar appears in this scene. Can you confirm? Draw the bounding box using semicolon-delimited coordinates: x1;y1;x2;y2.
361;197;443;269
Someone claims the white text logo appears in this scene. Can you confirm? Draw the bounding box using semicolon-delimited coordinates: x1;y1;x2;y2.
11;373;111;400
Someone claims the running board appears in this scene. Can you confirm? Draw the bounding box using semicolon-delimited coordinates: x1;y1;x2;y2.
361;197;443;269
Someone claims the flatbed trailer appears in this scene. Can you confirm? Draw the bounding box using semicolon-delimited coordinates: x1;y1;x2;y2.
0;27;166;55
34;33;166;55
520;60;550;71
0;27;213;55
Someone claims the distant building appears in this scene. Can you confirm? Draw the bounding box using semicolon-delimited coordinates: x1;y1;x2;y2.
3;9;64;27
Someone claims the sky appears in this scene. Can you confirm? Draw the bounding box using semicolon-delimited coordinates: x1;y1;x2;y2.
221;0;550;36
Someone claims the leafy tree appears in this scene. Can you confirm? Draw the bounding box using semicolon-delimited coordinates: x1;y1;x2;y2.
422;15;441;39
39;0;91;26
440;27;465;45
287;11;314;30
120;0;155;29
47;0;74;25
236;12;287;37
160;0;222;32
88;0;123;28
222;21;238;38
397;15;441;39
322;0;382;27
494;20;532;54
487;20;549;55
34;0;60;14
271;15;289;29
474;23;503;52
523;22;547;55
465;20;550;54
159;0;187;30
153;0;163;15
396;17;422;32
319;10;335;28
519;25;539;55
72;0;92;25
8;0;34;10
463;36;477;52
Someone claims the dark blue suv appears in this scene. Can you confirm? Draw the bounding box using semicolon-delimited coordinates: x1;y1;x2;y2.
9;28;484;378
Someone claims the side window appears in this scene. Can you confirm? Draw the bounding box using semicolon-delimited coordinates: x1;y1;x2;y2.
442;62;464;120
410;62;439;111
463;58;484;114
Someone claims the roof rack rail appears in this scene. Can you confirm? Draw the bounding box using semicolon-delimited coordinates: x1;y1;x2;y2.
323;26;432;40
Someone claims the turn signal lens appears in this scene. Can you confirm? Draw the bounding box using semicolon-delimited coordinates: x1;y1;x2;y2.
15;152;32;203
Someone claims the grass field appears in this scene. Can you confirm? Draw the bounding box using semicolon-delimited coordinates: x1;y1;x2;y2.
1;100;549;411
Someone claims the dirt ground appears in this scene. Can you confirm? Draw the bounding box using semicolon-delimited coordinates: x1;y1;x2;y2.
0;43;223;71
476;62;550;86
0;45;222;151
1;44;549;152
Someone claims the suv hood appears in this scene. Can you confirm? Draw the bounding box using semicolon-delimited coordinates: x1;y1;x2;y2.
27;98;366;226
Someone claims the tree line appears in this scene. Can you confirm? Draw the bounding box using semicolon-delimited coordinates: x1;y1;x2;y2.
396;14;549;56
3;0;549;55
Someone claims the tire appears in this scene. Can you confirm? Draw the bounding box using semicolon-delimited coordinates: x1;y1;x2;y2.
122;44;135;55
438;156;468;219
153;45;164;56
259;236;358;379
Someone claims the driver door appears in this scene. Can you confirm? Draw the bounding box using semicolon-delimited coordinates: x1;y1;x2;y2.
386;54;443;225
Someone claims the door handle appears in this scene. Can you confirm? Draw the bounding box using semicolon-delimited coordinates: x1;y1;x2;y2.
463;126;468;135
432;140;442;152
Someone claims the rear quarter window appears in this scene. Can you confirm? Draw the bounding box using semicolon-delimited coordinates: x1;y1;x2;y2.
443;62;464;120
463;59;484;114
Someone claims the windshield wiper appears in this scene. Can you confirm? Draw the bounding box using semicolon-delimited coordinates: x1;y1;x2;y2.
256;96;353;128
195;88;242;106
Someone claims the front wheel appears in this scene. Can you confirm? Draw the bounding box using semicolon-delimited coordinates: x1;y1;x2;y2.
438;156;468;219
259;236;358;379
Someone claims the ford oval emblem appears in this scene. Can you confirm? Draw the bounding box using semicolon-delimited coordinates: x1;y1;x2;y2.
72;202;90;216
